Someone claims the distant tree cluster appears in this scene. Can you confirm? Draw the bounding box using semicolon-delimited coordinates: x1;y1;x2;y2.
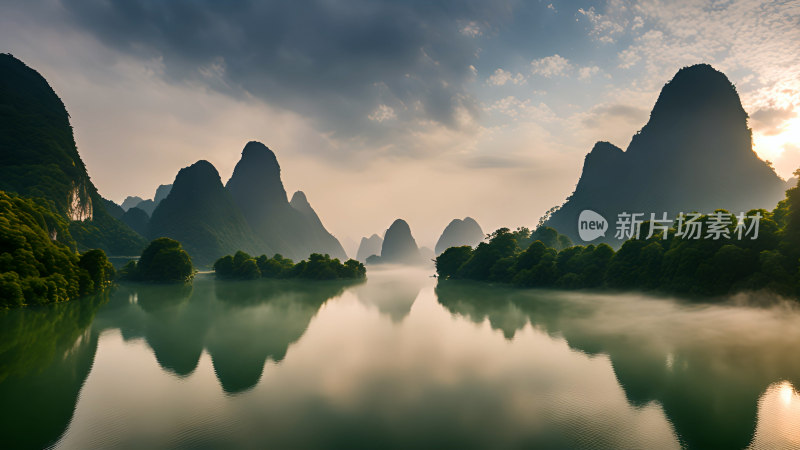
0;192;114;307
119;237;194;283
437;180;800;298
214;251;366;281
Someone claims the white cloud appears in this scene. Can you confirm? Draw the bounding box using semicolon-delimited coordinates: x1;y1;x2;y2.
487;68;526;86
578;66;600;80
617;48;641;69
530;54;572;78
578;5;626;44
459;21;482;37
368;104;397;122
578;0;800;178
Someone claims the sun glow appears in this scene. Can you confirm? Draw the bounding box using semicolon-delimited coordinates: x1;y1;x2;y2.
780;381;796;406
751;381;800;447
753;115;800;180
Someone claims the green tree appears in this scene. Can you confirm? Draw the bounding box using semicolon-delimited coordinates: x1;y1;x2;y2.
78;249;114;292
214;251;365;281
125;238;194;283
435;246;472;280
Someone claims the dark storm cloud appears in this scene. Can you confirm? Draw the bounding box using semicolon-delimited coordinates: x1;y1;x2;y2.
59;0;516;138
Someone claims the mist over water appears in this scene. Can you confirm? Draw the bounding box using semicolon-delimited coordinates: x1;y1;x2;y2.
1;267;799;449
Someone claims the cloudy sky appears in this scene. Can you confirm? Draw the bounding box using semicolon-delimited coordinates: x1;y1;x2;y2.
2;0;799;253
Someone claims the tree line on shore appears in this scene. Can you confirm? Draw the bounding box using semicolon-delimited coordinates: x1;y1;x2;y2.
214;251;366;281
436;177;800;298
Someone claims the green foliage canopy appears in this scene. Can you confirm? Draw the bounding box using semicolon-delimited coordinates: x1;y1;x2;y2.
436;186;800;299
120;237;194;283
214;251;366;281
0;191;113;307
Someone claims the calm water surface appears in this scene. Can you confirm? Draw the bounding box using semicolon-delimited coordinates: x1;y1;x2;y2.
2;266;800;449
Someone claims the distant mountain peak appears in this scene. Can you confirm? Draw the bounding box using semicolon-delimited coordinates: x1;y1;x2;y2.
435;217;484;255
227;141;287;206
545;63;784;245
356;233;384;262
389;218;411;231
652;63;741;115
226;142;347;260
587;141;623;157
153;184;172;205
149;159;262;265
178;160;221;184
380;219;421;264
290;190;309;207
240;141;280;170
633;63;748;159
121;196;145;211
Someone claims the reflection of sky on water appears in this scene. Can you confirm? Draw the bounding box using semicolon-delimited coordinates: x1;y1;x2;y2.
3;268;800;449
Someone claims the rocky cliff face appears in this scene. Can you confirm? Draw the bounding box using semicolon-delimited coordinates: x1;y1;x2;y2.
0;54;144;254
546;64;785;245
68;181;93;222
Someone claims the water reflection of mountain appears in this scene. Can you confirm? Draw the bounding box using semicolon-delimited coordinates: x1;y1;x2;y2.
0;278;352;448
93;276;355;393
0;292;108;449
355;269;425;322
436;282;800;450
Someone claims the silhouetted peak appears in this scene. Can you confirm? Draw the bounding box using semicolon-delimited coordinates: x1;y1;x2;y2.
587;141;623;159
121;196;145;211
226;141;287;205
572;141;625;195
182;159;218;178
356;233;384;262
388;219;411;233
435;216;484;255
381;219;421;264
240;141;280;171
171;160;223;197
290;190;319;222
646;63;746;131
545;64;784;246
153;184;172;204
289;190;309;208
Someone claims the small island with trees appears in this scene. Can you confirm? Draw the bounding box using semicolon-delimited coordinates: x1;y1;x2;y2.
214;251;366;281
119;237;194;284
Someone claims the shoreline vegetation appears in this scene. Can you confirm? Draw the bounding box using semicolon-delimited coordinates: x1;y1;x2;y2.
436;177;800;299
214;251;366;281
0;192;115;308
